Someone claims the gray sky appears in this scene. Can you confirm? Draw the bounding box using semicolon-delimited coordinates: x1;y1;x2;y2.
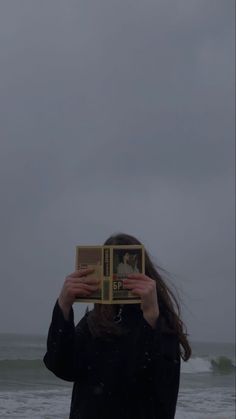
0;0;234;343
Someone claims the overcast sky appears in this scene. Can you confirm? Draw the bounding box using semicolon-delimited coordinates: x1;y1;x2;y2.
0;0;234;343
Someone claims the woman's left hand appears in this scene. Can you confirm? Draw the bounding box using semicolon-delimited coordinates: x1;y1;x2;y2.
123;274;160;328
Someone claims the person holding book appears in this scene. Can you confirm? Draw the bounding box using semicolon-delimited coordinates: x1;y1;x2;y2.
44;233;191;419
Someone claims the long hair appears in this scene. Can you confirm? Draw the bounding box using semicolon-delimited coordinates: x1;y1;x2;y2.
87;233;191;361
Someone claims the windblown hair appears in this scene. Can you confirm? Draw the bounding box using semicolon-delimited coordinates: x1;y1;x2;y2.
87;233;191;361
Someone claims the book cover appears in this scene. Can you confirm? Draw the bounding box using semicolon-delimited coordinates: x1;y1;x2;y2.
75;245;145;304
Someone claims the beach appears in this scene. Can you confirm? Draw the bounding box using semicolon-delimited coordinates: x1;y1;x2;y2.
0;334;235;418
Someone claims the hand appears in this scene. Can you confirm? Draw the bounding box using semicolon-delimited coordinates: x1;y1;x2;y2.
58;269;101;319
123;274;160;328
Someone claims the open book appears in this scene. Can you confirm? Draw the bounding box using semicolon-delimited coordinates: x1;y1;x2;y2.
75;245;145;304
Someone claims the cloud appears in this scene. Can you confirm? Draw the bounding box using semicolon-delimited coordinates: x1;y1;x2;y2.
0;0;234;341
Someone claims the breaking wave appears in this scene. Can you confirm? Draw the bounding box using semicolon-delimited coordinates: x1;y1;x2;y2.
181;356;235;374
0;355;235;375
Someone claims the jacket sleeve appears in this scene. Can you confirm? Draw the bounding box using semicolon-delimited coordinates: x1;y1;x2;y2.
134;316;181;419
43;300;89;382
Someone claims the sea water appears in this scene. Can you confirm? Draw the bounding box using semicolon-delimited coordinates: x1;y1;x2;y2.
0;334;235;418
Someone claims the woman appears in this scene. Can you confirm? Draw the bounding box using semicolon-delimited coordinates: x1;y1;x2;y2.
44;233;191;419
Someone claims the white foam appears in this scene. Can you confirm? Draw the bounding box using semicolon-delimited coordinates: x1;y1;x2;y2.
181;357;212;374
0;386;235;419
0;388;71;418
176;386;235;419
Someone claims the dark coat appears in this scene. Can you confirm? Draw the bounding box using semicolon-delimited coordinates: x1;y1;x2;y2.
44;301;180;419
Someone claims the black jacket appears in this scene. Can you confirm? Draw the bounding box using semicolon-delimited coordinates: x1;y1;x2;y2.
44;301;180;419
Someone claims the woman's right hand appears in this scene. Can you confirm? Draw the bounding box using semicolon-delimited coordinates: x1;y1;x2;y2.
58;269;100;319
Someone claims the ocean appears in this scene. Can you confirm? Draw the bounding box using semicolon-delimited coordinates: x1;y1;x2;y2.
0;334;235;419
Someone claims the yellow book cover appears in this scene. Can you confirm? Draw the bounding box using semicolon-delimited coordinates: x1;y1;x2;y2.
75;245;145;304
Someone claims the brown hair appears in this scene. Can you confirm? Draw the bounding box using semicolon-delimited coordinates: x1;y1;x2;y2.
87;233;191;361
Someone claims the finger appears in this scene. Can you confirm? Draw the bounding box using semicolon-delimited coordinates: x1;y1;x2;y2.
80;276;101;285
129;288;144;296
68;268;95;278
68;286;99;298
75;290;91;297
123;280;148;288
78;284;100;291
127;273;149;280
124;279;156;291
123;283;153;296
123;286;147;294
77;268;95;277
69;283;100;292
66;276;100;285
